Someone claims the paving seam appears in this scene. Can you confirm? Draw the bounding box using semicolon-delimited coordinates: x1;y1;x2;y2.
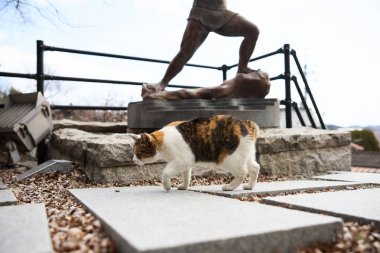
189;182;373;198
261;198;380;228
69;189;139;253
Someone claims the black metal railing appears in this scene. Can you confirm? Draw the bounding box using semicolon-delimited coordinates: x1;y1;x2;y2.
0;40;326;163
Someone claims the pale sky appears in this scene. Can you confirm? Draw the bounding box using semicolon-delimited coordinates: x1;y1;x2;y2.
0;0;379;127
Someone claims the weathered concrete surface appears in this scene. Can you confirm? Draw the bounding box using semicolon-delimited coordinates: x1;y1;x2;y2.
53;119;128;133
0;179;6;190
49;127;351;183
0;203;53;253
49;128;137;168
16;159;72;182
70;186;342;253
0;189;17;206
257;128;351;153
264;188;380;228
190;180;364;198
313;172;380;184
257;128;351;175
258;146;351;175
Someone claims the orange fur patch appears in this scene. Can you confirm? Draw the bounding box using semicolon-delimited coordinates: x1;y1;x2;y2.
151;131;164;148
218;149;228;164
167;121;185;127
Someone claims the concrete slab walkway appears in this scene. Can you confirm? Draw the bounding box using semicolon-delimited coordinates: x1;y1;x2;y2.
0;179;6;190
313;171;380;184
0;203;53;253
190;180;364;197
0;189;17;206
264;188;380;228
70;186;342;253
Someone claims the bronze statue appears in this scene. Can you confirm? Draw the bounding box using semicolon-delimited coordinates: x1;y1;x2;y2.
143;70;270;101
142;0;260;99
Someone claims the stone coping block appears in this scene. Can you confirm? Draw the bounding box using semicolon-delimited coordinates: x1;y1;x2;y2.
53;119;128;133
258;146;351;175
263;188;380;228
0;203;53;253
257;128;351;154
313;172;380;185
0;189;17;206
50;127;351;182
190;180;365;198
70;186;342;253
50;128;137;168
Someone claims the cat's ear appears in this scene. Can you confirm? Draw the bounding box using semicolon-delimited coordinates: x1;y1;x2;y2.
141;133;151;142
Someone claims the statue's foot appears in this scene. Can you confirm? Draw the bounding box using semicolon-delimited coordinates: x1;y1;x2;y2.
141;82;165;99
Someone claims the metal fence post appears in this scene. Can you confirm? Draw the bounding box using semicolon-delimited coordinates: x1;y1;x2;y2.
36;40;45;94
221;65;228;81
284;44;292;128
36;40;47;164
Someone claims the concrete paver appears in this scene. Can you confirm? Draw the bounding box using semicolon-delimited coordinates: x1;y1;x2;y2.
190;180;364;197
0;179;6;190
0;203;53;253
264;188;380;228
70;186;342;253
313;171;380;184
0;189;17;206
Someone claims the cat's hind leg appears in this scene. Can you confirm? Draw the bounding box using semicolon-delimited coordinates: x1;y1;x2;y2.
222;165;247;191
162;161;181;191
243;159;260;190
177;168;192;190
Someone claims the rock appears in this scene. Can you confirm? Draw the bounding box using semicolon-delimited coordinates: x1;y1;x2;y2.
258;146;351;175
257;128;351;175
49;128;138;167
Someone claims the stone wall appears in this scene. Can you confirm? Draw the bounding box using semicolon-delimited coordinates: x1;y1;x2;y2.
49;125;351;184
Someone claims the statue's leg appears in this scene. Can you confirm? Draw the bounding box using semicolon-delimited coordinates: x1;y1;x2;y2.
161;20;209;86
215;15;259;74
142;21;209;99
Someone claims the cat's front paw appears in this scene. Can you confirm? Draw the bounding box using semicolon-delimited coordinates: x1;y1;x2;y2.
243;184;253;190
222;184;234;191
163;182;172;191
177;184;188;190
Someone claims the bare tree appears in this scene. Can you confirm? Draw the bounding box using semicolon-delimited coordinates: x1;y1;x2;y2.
0;0;70;25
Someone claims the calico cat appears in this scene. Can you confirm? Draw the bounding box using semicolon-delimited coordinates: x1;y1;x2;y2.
132;115;260;191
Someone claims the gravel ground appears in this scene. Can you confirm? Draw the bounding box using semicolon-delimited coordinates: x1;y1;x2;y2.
0;163;379;253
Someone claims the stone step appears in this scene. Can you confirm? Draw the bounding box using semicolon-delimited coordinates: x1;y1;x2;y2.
190;180;366;198
69;186;342;253
0;203;53;253
313;171;380;184
263;188;380;228
0;189;17;206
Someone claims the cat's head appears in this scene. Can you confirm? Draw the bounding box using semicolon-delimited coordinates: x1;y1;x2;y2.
132;133;159;165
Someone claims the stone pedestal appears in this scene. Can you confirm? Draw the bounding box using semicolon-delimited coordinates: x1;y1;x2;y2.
127;98;280;132
48;123;351;184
